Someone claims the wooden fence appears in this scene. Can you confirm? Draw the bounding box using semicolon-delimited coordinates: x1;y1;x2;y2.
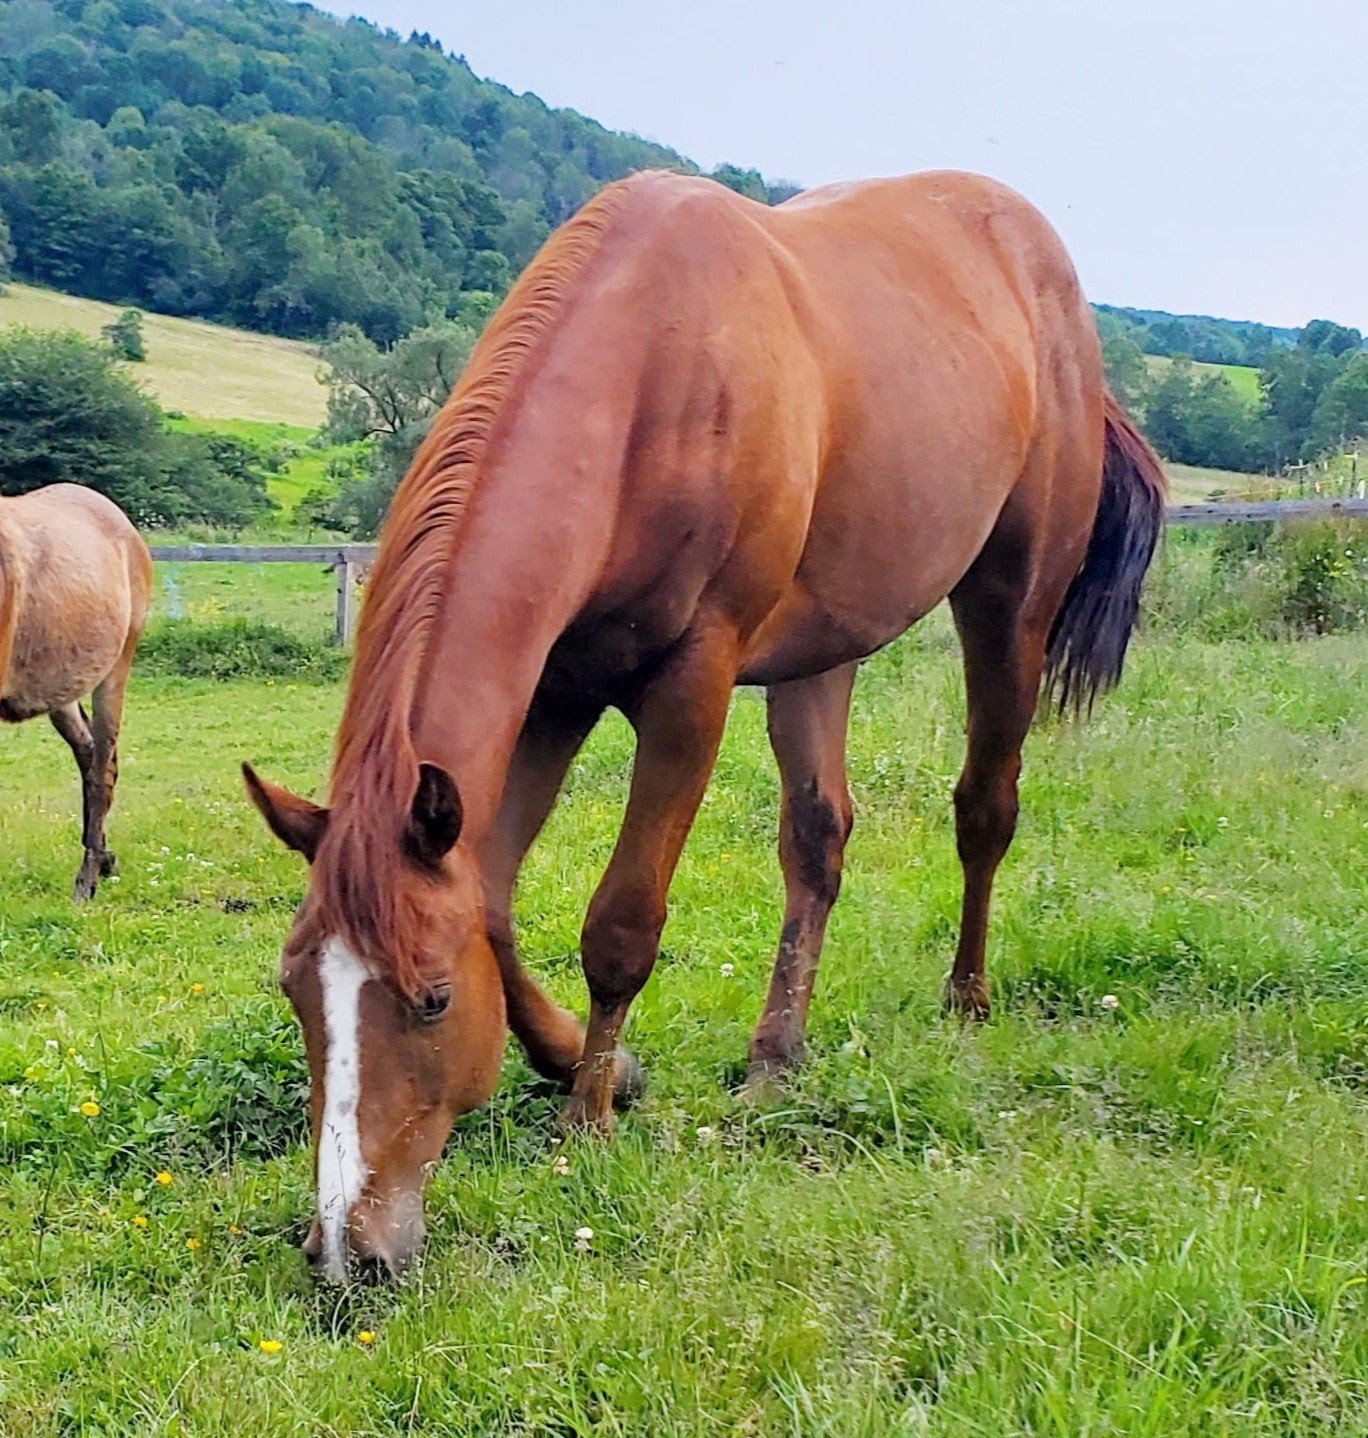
150;498;1368;646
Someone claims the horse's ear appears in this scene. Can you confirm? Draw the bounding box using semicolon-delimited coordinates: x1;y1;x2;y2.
242;763;329;862
404;762;463;869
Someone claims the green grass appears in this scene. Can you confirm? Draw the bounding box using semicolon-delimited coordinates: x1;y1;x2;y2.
0;282;326;427
165;417;358;519
4;586;1368;1432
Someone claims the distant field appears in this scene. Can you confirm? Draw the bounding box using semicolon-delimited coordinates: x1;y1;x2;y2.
167;417;357;516
1145;354;1263;403
0;283;326;427
1163;461;1259;504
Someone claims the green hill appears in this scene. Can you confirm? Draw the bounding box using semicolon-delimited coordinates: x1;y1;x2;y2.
0;0;780;344
0;281;325;425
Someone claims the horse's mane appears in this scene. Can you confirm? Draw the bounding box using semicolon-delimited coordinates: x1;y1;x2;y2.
315;179;633;990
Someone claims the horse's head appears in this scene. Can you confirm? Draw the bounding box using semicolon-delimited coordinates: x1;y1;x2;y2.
243;761;506;1283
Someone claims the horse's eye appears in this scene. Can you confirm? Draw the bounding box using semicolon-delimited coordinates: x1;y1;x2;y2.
415;982;452;1022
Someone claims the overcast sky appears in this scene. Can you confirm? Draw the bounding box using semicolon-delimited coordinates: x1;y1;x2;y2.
318;1;1367;330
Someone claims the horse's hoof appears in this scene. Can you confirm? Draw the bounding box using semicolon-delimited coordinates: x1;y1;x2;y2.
558;1092;615;1138
72;871;98;903
98;850;117;877
737;1059;792;1108
942;977;991;1021
612;1047;646;1109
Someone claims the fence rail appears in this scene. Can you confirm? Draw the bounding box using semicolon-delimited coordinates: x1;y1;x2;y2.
150;499;1368;646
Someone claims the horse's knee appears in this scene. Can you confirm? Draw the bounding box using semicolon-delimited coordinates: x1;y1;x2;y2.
580;885;665;1007
782;779;851;907
953;771;1019;865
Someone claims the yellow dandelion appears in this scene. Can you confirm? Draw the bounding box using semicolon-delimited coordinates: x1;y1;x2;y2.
50;971;59;980
357;1330;376;1346
66;1047;77;1057
80;1101;101;1117
185;1237;201;1251
132;1215;148;1229
258;1339;283;1354
189;983;206;995
23;1066;37;1079
155;1171;173;1186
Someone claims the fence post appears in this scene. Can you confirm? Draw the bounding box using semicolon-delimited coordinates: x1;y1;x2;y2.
334;554;360;647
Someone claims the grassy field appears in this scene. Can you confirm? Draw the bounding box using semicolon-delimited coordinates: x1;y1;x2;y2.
166;418;359;520
1145;355;1263;405
4;561;1368;1433
0;283;326;427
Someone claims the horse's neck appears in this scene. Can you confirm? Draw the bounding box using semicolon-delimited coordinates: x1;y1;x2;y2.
404;441;618;843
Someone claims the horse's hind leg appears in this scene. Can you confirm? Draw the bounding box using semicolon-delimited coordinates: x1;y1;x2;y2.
86;644;136;885
481;699;643;1102
944;549;1060;1017
743;661;856;1097
48;702;102;902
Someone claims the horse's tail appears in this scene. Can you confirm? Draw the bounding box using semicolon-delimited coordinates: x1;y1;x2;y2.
1043;391;1167;714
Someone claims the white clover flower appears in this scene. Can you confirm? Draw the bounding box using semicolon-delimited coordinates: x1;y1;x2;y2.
574;1226;594;1252
695;1126;715;1145
1100;994;1120;1010
719;963;734;978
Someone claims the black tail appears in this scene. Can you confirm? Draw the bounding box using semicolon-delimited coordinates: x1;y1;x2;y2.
1044;392;1167;714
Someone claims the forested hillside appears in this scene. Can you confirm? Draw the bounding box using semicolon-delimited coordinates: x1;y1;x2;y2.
0;0;781;341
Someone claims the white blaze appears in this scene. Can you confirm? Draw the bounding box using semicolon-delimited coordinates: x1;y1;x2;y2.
317;937;370;1283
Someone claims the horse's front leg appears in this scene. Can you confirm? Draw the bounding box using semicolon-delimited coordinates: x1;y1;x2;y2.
561;623;738;1135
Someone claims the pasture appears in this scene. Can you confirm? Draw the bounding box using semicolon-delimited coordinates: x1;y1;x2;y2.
0;284;326;428
3;556;1368;1434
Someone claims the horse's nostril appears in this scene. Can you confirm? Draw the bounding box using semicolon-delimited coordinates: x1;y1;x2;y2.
417;983;452;1021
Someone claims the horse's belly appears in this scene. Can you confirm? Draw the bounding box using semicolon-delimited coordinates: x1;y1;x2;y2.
739;504;1001;685
3;582;131;717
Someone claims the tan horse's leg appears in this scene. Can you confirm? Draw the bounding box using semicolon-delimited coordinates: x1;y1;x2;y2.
48;702;103;901
743;661;857;1096
481;700;641;1101
942;571;1053;1018
561;624;737;1134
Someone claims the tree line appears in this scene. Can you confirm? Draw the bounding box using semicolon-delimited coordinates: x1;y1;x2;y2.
0;0;789;343
1101;315;1368;474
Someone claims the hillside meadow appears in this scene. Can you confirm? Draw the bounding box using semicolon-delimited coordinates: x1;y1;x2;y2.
2;557;1368;1433
0;284;326;429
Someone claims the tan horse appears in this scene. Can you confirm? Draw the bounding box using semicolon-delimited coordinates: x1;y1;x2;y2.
246;170;1166;1282
1;484;152;899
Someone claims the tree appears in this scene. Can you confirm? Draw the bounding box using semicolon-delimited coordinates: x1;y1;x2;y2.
1143;355;1264;472
1096;312;1148;411
0;326;163;500
0;328;271;527
102;307;146;361
318;318;478;535
1308;355;1368;455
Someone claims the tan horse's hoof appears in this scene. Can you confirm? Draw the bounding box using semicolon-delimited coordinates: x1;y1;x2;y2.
612;1047;647;1109
942;977;991;1021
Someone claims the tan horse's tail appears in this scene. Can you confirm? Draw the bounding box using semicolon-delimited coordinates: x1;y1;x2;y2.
1043;391;1167;714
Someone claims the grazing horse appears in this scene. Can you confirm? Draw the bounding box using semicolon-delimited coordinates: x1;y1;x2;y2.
1;484;152;899
245;169;1165;1282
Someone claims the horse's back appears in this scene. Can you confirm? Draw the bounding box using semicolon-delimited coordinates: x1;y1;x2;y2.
0;484;152;719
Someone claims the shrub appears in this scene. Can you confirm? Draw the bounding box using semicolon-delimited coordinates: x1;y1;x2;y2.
137;619;348;681
102;306;145;361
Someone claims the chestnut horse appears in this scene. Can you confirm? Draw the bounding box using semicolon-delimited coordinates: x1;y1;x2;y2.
246;170;1165;1282
1;484;152;899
